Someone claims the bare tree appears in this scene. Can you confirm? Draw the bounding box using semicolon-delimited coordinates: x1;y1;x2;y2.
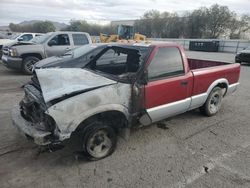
9;21;55;33
205;4;233;38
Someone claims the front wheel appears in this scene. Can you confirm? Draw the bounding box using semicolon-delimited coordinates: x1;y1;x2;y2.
200;87;223;116
22;56;40;75
81;121;117;160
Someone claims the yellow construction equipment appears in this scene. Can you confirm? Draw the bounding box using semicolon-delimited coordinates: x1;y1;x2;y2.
99;33;119;43
99;25;147;43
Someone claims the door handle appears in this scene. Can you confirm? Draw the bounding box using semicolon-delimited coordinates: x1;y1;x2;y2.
180;80;188;86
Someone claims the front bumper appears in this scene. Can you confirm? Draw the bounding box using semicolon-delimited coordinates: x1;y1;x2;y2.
12;106;52;145
1;55;23;70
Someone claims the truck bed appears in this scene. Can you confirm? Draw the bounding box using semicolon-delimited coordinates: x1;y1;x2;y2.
187;58;240;96
188;58;229;70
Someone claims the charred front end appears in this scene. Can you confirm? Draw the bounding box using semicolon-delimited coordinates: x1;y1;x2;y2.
12;78;57;145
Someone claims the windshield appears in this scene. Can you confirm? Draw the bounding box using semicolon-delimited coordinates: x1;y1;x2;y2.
10;33;21;40
31;33;53;44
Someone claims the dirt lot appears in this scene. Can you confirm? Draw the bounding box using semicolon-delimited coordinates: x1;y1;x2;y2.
0;52;250;188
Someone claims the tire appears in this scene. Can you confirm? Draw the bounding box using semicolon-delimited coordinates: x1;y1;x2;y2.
22;56;40;75
81;121;117;160
200;87;223;116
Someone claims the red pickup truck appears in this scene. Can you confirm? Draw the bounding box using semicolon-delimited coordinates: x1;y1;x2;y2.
12;42;240;160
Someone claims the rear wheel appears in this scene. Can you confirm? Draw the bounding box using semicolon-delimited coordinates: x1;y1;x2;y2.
200;87;223;116
22;56;40;74
81;121;117;160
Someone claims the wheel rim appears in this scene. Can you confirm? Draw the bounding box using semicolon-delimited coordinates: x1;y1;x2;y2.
86;129;112;158
209;93;221;114
25;59;36;73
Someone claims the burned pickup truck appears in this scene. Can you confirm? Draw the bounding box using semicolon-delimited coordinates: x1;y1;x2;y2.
12;43;240;160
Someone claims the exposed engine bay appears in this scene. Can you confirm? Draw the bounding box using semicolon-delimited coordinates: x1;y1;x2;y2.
20;84;55;132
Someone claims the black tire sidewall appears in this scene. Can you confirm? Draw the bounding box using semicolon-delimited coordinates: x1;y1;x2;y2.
22;56;40;74
81;122;117;160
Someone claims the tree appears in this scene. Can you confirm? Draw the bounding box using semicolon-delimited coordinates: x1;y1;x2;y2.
229;15;250;39
205;4;234;38
33;21;56;33
134;10;156;37
62;20;116;36
162;13;184;38
9;23;20;32
134;4;248;39
184;8;208;38
134;10;183;38
9;21;55;33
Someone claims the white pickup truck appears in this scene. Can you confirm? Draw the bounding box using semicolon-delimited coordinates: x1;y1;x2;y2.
0;33;43;54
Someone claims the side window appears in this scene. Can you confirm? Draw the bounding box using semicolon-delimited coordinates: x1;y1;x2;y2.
21;34;33;41
48;34;70;46
148;47;184;80
72;34;89;45
96;49;127;66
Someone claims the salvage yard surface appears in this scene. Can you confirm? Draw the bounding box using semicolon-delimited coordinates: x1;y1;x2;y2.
0;51;250;188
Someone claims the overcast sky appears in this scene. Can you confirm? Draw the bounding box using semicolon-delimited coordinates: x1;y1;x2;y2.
0;0;249;26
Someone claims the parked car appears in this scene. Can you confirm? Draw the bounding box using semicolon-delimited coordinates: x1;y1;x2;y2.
235;46;250;64
1;31;92;74
12;42;240;160
0;33;43;58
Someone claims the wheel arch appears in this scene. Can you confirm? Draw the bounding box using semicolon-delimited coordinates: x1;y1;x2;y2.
206;78;229;97
21;53;43;60
70;104;130;134
75;110;129;133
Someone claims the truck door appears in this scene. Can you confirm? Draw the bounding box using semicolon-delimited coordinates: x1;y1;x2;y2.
45;34;72;57
144;46;193;123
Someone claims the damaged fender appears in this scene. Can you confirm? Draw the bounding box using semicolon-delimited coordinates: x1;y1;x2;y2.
46;83;131;140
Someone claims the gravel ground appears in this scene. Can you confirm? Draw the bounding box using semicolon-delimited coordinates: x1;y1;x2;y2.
0;52;250;188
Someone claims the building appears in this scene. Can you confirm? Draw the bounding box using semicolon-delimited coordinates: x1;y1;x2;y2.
111;20;136;27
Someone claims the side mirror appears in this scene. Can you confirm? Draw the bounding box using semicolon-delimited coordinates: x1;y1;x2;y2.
48;40;56;46
17;37;23;41
141;70;148;85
